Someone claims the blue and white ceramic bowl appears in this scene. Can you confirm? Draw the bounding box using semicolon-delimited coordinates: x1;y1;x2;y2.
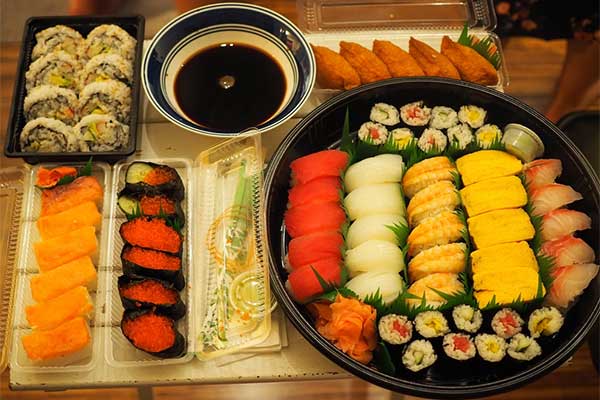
142;3;315;137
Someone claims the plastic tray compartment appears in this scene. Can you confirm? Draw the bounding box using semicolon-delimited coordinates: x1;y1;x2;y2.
4;15;145;164
10;162;112;373
105;158;194;367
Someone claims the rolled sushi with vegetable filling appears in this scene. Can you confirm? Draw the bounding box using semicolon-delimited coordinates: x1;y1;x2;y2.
400;101;431;126
82;24;136;61
20;117;80;152
120;216;182;254
79;80;131;123
447;124;473;150
25;51;79;92
24;85;78;124
507;333;542;361
452;304;483;333
389;128;415;149
429;106;458;129
122;162;184;201
418;128;447;153
32;25;83;60
80;53;133;86
358;122;388;145
475;124;503;149
118;193;183;222
528;307;564;338
75;114;129;152
491;308;524;339
475;334;507;362
414;311;450;338
458;105;486;129
118;275;185;320
443;333;476;360
121;245;184;290
378;314;413;345
402;340;437;372
121;309;185;358
370;103;400;126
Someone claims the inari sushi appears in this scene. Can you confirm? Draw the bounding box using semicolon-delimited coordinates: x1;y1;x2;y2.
30;255;97;302
344;183;405;221
286;258;343;303
530;184;583;216
290;150;349;185
121;245;184;290
118;275;185;320
41;175;103;216
122;162;184;201
287;231;344;270
284;202;346;238
34;225;98;271
21;317;91;362
36;201;101;240
120;217;182;254
25;286;93;331
121;309;185;358
288;177;342;208
343;154;404;192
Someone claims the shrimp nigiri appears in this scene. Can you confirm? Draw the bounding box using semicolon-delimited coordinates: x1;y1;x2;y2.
523;159;562;191
546;263;599;308
540;235;595;267
541;209;592;241
530;184;582;216
407;211;464;256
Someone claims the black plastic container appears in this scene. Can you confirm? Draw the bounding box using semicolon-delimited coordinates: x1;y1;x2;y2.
264;78;600;398
4;15;145;164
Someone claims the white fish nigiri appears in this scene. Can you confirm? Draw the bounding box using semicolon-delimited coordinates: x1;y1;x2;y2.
344;183;405;221
523;159;562;191
546;263;599;308
541;235;595;267
345;239;404;277
344;154;404;193
530;184;582;216
345;271;404;304
541;209;592;241
346;214;406;249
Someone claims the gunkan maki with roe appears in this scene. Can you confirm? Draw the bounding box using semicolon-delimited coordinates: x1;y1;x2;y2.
121;309;185;358
118;193;184;224
118;275;185;320
122;162;184;201
121;245;184;290
120;216;182;254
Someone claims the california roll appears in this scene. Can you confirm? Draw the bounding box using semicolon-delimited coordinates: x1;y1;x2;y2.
458;105;486;129
528;307;564;338
452;304;483;333
400;101;431;126
418;128;447;153
75;114;129;152
378;314;413;345
25;51;79;92
358;122;388;145
20;117;79;152
80;53;133;86
24;85;78;124
402;340;437;372
430;106;458;129
507;333;542;361
491;308;524;339
82;24;136;61
443;333;476;360
414;311;450;338
79;80;131;123
32;25;83;60
447;124;474;150
475;334;507;362
370;103;400;126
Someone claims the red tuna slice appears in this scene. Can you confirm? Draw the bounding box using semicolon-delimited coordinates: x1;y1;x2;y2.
286;258;343;303
288;231;344;270
288;177;342;208
290;150;349;185
523;159;562;191
284;202;346;238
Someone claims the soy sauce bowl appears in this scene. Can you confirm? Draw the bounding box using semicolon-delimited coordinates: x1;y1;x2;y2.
142;2;316;137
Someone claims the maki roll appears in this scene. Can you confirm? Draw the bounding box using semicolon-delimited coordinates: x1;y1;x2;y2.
414;311;450;338
118;194;184;222
475;124;503;148
400;101;431;126
24;85;78;124
32;25;83;60
25;51;79;92
458;105;486;129
528;307;564;338
20;117;80;152
447;124;473;150
418;128;447;153
80;53;133;86
121;309;185;358
358;122;388;145
389;128;415;149
475;334;507;362
452;305;483;333
82;24;136;61
378;314;413;345
507;333;542;361
491;308;524;339
122;162;184;201
79;80;131;123
120;217;182;254
402;340;437;372
121;245;184;290
429;106;458;129
370;103;400;126
118;275;185;320
443;333;476;360
75;114;129;152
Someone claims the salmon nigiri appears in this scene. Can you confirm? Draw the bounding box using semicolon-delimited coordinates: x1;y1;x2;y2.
541;209;592;241
284;202;346;238
287;231;344;270
530;184;582;216
41;176;103;216
288;177;342;208
546;263;599;308
541;235;595;267
523;159;562;191
290;150;349;185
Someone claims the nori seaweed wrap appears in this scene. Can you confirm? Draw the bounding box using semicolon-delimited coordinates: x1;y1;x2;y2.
118;275;186;320
122;162;184;201
117;193;185;225
119;216;182;254
121;309;185;358
121;245;185;290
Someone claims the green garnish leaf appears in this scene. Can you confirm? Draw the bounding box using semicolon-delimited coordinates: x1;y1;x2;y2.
79;157;93;177
457;22;502;70
385;221;410;247
373;342;396;375
56;175;75;186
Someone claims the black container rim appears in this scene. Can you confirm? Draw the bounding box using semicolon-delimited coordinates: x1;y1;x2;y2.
264;77;600;399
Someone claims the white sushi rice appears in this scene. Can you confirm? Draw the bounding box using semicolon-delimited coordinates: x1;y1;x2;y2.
32;25;83;60
429;106;458;129
25;51;80;92
80;53;133;86
475;124;503;148
475;334;507;362
378;314;413;345
358;122;388;145
452;305;483;333
24;85;78;124
79;80;131;123
75;113;129;152
370;103;400;126
344;153;404;192
400;101;431;126
443;333;477;360
390;128;415;149
507;333;542;361
414;311;450;338
402;340;437;372
83;24;136;61
491;308;524;339
447;124;473;150
528;307;564;338
418;128;447;153
20;117;80;152
458;105;486;129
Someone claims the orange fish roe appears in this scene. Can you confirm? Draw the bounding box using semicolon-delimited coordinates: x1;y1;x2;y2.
120;280;178;305
143;166;177;186
140;195;176;215
123;246;181;271
120;217;181;253
122;312;176;353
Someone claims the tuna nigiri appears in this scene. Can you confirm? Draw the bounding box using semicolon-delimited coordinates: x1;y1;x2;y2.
523;159;562;190
530;184;583;216
288;177;342;208
541;209;592;241
546;263;599;308
287;231;344;270
540;235;595;267
284;202;346;238
286;258;343;303
290;150;349;185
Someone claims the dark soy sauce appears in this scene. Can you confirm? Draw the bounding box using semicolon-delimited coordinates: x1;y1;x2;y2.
174;43;286;131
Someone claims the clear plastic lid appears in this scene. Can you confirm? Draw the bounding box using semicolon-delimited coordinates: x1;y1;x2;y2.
194;135;271;360
298;0;497;33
